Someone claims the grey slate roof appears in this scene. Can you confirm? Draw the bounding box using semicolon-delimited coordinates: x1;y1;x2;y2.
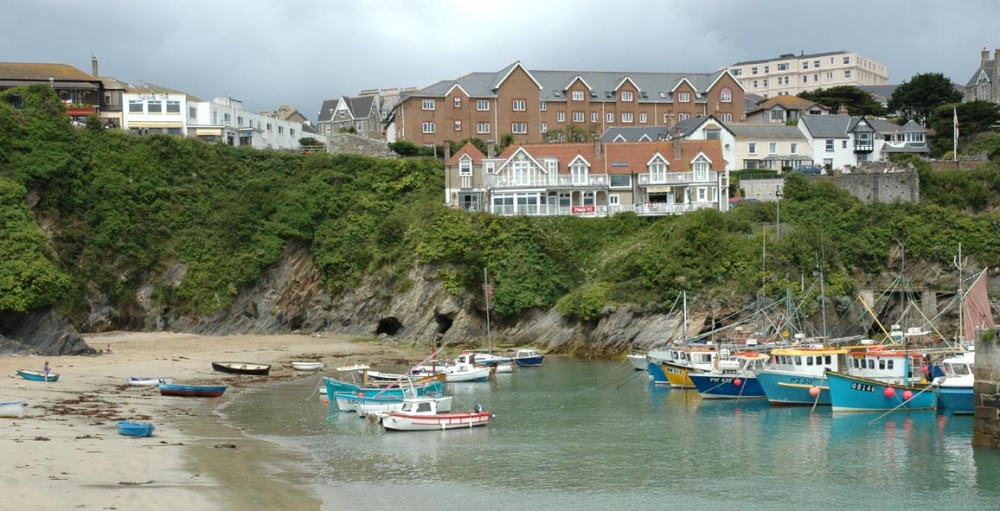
725;123;806;140
799;115;854;138
346;95;376;118
856;84;898;105
317;99;339;122
601;126;669;142
966;59;994;88
410;62;735;104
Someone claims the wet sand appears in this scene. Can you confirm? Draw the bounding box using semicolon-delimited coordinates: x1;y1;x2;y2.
0;331;421;510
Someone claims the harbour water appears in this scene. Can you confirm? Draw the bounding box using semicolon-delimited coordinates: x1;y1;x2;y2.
221;358;1000;510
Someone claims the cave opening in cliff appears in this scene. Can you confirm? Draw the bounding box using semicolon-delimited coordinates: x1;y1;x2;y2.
434;313;453;334
376;316;403;336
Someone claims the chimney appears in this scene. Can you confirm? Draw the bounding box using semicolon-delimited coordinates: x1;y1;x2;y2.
487;139;495;157
983;47;991;65
91;55;99;77
673;128;682;160
995;48;1000;63
594;136;602;158
444;141;451;161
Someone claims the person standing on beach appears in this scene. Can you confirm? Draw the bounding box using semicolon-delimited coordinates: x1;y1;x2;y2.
43;361;51;383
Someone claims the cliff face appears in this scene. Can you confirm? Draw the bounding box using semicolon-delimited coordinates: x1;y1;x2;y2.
3;240;989;357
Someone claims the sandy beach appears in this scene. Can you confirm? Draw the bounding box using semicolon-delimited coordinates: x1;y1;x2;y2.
0;331;422;510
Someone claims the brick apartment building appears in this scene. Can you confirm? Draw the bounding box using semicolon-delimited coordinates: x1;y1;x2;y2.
396;62;746;146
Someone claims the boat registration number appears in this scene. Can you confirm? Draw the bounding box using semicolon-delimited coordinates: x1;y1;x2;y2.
790;377;817;385
666;367;683;375
850;382;876;393
708;377;732;383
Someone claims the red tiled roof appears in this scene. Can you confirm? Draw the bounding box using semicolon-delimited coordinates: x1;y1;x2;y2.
498;140;724;174
446;142;486;165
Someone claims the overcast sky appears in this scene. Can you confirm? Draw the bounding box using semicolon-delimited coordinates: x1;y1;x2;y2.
5;0;998;122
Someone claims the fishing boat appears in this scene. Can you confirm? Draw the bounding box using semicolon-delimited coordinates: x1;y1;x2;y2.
513;348;545;367
116;421;155;437
211;361;271;376
659;343;720;388
932;351;975;414
755;345;848;406
825;346;935;412
626;353;648;371
127;376;174;387
291;361;325;371
381;395;492;432
322;374;444;397
16;369;59;382
455;350;511;368
444;362;493;383
688;352;770;399
158;383;228;398
0;401;28;418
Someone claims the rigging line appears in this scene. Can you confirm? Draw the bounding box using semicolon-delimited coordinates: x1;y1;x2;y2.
614;370;647;390
866;385;934;425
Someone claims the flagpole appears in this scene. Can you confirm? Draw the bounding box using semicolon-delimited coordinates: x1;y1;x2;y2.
953;107;959;161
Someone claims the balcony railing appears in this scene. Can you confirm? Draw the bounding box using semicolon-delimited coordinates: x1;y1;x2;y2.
485;174;609;189
854;141;874;153
487;201;720;217
637;171;718;186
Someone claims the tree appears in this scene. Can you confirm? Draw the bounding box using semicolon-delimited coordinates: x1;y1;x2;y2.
798;86;886;117
928;100;1000;157
887;73;962;127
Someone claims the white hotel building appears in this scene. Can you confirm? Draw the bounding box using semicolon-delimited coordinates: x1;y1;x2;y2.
723;50;888;100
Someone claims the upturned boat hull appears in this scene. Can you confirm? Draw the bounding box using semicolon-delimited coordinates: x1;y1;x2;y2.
0;401;28;418
211;362;271;376
382;411;492;431
159;383;227;398
117;421;155;437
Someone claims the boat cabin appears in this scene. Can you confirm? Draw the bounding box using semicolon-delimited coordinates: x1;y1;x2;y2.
845;348;926;385
768;347;847;377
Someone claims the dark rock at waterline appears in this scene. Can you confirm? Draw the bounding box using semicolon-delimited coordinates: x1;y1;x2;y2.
0;306;94;356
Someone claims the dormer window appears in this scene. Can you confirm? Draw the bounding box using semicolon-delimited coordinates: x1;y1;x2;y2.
649;157;667;182
692;157;709;181
572;90;585;101
459;157;472;176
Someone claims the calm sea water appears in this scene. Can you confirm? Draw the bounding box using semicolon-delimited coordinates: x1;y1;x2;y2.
221;358;1000;511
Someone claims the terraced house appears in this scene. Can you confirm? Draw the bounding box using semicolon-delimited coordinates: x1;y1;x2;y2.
398;62;745;146
444;138;728;217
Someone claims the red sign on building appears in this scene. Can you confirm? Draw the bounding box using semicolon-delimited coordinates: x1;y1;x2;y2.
571;205;596;214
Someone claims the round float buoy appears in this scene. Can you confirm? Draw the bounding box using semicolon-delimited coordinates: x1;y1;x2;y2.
733;378;742;387
809;386;820;397
884;386;896;398
921;366;928;374
903;390;913;400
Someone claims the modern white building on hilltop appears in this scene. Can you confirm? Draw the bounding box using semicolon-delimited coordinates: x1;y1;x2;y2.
723;50;889;100
188;96;312;149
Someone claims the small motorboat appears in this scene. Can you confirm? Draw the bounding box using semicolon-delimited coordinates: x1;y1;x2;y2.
211;362;271;376
16;369;59;382
116;421;155;437
159;383;228;398
127;376;174;387
381;395;492;432
0;401;28;418
513;349;545;367
291;361;325;371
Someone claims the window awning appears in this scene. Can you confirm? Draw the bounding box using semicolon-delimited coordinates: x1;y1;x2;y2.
763;155;812;161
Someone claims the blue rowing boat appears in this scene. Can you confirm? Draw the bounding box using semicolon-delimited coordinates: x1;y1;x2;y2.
116;421;155;437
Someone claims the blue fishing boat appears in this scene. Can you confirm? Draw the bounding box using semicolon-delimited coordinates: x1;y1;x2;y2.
512;349;545;367
826;345;936;412
116;421;155;437
755;346;848;406
932;351;975;414
688;352;770;399
322;375;444;397
158;383;227;397
16;369;59;382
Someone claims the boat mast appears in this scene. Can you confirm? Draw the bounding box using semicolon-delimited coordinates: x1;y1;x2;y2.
817;253;828;341
953;243;965;348
682;291;688;343
483;267;492;353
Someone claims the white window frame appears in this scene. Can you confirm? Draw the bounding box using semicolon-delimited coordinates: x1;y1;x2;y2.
721;113;732;122
557;112;565;123
422;99;435;110
609;194;620;206
422;122;435;133
769;142;777;154
621;91;633;102
540;101;547;111
540;123;547;133
749;142;757;154
512;123;527;134
678;92;690;102
606;112;614;123
678;113;689;121
459;158;472;176
591;112;599;123
639;113;647;123
572;90;584;101
477;122;490;134
622;112;634;123
825;139;834;152
573;111;584;123
513;99;526;111
791;143;798;154
454;97;461;108
454;120;462;131
720;88;732;103
476;99;490;111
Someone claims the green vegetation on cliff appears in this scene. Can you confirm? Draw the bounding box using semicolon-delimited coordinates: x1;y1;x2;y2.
3;85;1000;329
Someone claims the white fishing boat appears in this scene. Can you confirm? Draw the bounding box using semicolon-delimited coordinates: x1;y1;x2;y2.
127;376;174;387
380;395;492;432
626;353;648;371
0;401;28;418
